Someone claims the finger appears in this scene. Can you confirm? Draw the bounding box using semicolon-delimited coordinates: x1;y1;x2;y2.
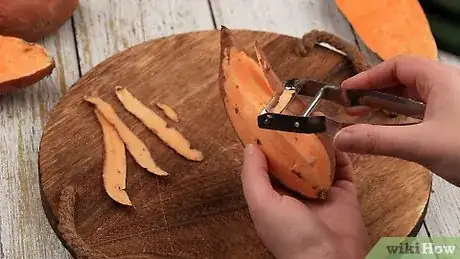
241;144;279;212
333;123;427;163
341;55;448;101
334;150;354;183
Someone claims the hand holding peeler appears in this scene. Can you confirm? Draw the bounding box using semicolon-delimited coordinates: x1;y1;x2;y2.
257;78;426;135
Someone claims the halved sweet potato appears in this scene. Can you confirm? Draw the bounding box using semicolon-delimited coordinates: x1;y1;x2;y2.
0;35;55;94
219;27;335;199
336;0;438;60
0;0;79;42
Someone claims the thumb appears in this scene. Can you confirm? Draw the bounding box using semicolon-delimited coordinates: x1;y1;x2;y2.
333;124;427;163
241;144;280;214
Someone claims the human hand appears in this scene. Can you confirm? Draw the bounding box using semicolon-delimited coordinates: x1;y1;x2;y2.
241;144;369;259
333;55;460;186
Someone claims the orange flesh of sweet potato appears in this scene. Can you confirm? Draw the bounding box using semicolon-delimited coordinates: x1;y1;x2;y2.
94;109;132;206
84;96;168;176
0;0;79;42
336;0;438;60
156;102;180;123
0;35;54;93
115;87;204;162
219;27;335;199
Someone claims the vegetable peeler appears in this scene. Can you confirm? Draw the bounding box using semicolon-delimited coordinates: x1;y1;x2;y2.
257;78;426;135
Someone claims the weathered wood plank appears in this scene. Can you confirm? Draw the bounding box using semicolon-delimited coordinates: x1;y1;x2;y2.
210;0;356;42
0;20;78;259
73;0;215;75
140;0;215;40
426;175;460;237
418;223;431;237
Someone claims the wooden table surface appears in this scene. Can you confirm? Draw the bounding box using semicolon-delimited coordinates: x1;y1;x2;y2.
1;1;459;258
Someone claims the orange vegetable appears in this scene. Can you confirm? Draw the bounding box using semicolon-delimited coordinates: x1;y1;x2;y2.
336;0;438;60
115;86;204;162
94;109;132;206
84;96;168;176
0;0;79;42
219;27;335;199
0;35;55;94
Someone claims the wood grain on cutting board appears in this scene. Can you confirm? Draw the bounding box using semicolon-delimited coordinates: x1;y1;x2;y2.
38;30;431;258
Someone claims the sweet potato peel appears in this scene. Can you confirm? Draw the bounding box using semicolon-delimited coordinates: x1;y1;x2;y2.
254;41;283;95
115;86;204;162
156;102;180;123
94;109;132;206
270;88;297;114
84;96;168;176
0;35;55;94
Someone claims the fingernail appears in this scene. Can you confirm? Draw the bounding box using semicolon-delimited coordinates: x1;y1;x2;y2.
333;129;352;150
245;144;255;156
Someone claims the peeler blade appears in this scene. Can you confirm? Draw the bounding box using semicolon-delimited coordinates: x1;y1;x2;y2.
257;113;326;133
258;113;347;135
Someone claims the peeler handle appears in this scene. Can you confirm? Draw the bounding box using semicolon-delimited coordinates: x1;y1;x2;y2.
345;89;426;120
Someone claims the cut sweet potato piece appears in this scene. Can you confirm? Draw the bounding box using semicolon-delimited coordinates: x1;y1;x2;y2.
0;35;55;94
84;96;168;176
94;109;132;206
115;86;204;162
336;0;438;60
219;27;335;200
156;102;180;123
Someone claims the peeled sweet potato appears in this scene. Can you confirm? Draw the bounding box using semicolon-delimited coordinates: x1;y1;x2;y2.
336;0;438;60
0;0;79;42
219;27;336;200
0;35;55;94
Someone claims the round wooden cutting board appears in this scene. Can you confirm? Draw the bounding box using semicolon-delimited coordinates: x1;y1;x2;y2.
38;30;432;258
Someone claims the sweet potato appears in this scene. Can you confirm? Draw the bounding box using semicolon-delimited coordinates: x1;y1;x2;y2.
219;27;335;200
94;109;132;206
84;96;168;176
336;0;438;60
0;35;55;94
115;86;204;162
0;0;79;42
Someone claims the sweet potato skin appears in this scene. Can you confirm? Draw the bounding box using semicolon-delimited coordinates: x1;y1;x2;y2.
0;35;55;94
0;0;79;42
219;27;335;199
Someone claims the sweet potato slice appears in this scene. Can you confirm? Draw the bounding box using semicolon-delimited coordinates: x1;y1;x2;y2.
219;27;335;200
84;96;168;176
94;109;132;206
156;102;180;123
336;0;438;60
115;86;204;162
0;35;55;94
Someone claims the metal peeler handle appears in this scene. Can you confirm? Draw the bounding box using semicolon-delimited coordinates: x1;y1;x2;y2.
346;89;426;120
294;79;427;120
257;79;426;135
